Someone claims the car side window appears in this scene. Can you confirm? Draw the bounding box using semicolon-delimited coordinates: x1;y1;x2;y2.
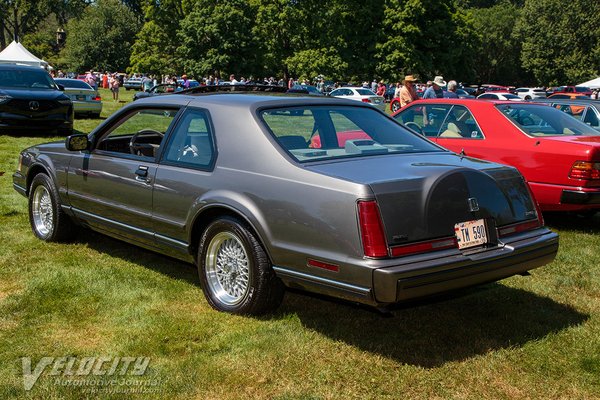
583;108;600;128
162;109;215;168
395;104;452;137
438;105;484;139
95;108;178;159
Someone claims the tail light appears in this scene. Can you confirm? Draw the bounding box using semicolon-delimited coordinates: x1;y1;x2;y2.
357;200;387;258
93;95;102;101
499;182;543;237
361;98;372;103
569;161;600;180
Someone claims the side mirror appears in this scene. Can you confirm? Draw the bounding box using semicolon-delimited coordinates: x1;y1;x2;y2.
57;84;65;91
65;134;90;151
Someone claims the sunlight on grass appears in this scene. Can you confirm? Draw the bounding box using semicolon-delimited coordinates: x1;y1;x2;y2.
0;92;599;399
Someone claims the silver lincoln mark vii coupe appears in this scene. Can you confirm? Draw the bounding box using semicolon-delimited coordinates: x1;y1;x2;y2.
13;87;559;315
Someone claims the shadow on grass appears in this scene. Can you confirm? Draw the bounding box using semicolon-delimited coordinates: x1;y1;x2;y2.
79;230;198;285
279;285;588;368
544;211;600;234
79;231;588;368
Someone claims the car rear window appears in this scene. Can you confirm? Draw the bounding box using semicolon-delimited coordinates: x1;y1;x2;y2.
497;104;600;137
356;89;376;96
55;79;92;89
260;106;442;162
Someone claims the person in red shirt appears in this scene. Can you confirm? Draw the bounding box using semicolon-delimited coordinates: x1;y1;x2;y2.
376;80;386;96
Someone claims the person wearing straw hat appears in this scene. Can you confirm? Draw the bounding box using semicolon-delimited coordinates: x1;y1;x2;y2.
399;74;419;107
423;75;446;99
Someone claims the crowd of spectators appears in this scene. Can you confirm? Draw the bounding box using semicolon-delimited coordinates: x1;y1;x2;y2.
49;69;598;105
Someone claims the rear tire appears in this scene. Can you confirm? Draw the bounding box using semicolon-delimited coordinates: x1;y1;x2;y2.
391;102;400;113
28;174;76;242
198;216;284;315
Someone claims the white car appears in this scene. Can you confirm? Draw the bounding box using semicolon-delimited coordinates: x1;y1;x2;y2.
515;87;547;100
329;87;385;107
477;92;524;101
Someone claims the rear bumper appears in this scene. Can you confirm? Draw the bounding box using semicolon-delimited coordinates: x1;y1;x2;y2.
529;182;600;211
560;190;600;205
373;228;558;303
72;101;102;114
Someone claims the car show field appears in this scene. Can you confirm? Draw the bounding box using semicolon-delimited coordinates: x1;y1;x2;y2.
0;89;599;398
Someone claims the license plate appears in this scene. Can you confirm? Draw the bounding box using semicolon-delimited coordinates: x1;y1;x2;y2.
76;95;86;101
454;219;488;250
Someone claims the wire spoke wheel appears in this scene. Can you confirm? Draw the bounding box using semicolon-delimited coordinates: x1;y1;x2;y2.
205;231;251;306
31;185;54;238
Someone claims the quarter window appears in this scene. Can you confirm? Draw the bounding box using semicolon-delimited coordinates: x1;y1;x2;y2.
162;109;214;168
438;105;484;139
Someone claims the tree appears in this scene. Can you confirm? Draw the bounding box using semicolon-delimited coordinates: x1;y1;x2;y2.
470;1;530;85
61;0;141;72
129;0;183;75
176;0;256;79
286;48;348;81
516;0;600;85
376;0;477;83
130;21;179;75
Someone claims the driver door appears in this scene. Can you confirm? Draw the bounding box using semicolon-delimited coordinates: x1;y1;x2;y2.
67;107;179;246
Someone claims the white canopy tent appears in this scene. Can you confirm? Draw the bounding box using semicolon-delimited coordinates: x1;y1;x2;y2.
577;77;600;89
0;41;49;69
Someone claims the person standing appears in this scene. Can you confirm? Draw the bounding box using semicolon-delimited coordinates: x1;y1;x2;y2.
444;80;459;98
376;81;386;96
181;74;191;89
423;76;445;99
109;74;120;101
399;75;419;107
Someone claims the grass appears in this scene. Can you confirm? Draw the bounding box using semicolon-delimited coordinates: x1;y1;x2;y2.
1;90;600;399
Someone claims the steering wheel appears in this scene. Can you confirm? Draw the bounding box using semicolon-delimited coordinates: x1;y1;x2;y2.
520;116;535;126
404;122;423;134
129;129;164;155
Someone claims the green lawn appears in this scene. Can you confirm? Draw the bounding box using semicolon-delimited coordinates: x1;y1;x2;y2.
1;92;600;399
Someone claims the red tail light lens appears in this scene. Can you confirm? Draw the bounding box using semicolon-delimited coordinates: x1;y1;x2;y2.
498;220;541;237
361;98;372;103
357;200;388;258
93;96;101;101
569;161;600;180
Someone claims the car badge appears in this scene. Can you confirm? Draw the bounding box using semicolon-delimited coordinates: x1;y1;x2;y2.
468;197;479;212
29;101;40;111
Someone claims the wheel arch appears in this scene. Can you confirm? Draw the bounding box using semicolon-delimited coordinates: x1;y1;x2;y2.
188;204;272;264
26;163;52;195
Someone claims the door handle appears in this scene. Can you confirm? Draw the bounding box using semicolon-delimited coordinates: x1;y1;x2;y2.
135;166;149;182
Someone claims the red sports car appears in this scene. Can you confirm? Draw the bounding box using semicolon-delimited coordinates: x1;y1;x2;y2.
393;99;600;213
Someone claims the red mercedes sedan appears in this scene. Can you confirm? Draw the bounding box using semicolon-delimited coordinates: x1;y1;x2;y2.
393;99;600;213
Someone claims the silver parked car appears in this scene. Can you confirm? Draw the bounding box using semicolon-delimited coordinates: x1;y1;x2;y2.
13;89;558;315
54;78;102;118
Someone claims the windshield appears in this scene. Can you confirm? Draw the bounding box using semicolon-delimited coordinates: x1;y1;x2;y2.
497;104;600;137
0;69;56;89
260;106;443;162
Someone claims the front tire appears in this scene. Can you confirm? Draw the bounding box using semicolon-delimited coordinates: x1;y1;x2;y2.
28;174;76;242
198;217;284;315
391;101;400;113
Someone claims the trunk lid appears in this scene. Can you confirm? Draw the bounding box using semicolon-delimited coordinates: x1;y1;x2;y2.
306;153;537;245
